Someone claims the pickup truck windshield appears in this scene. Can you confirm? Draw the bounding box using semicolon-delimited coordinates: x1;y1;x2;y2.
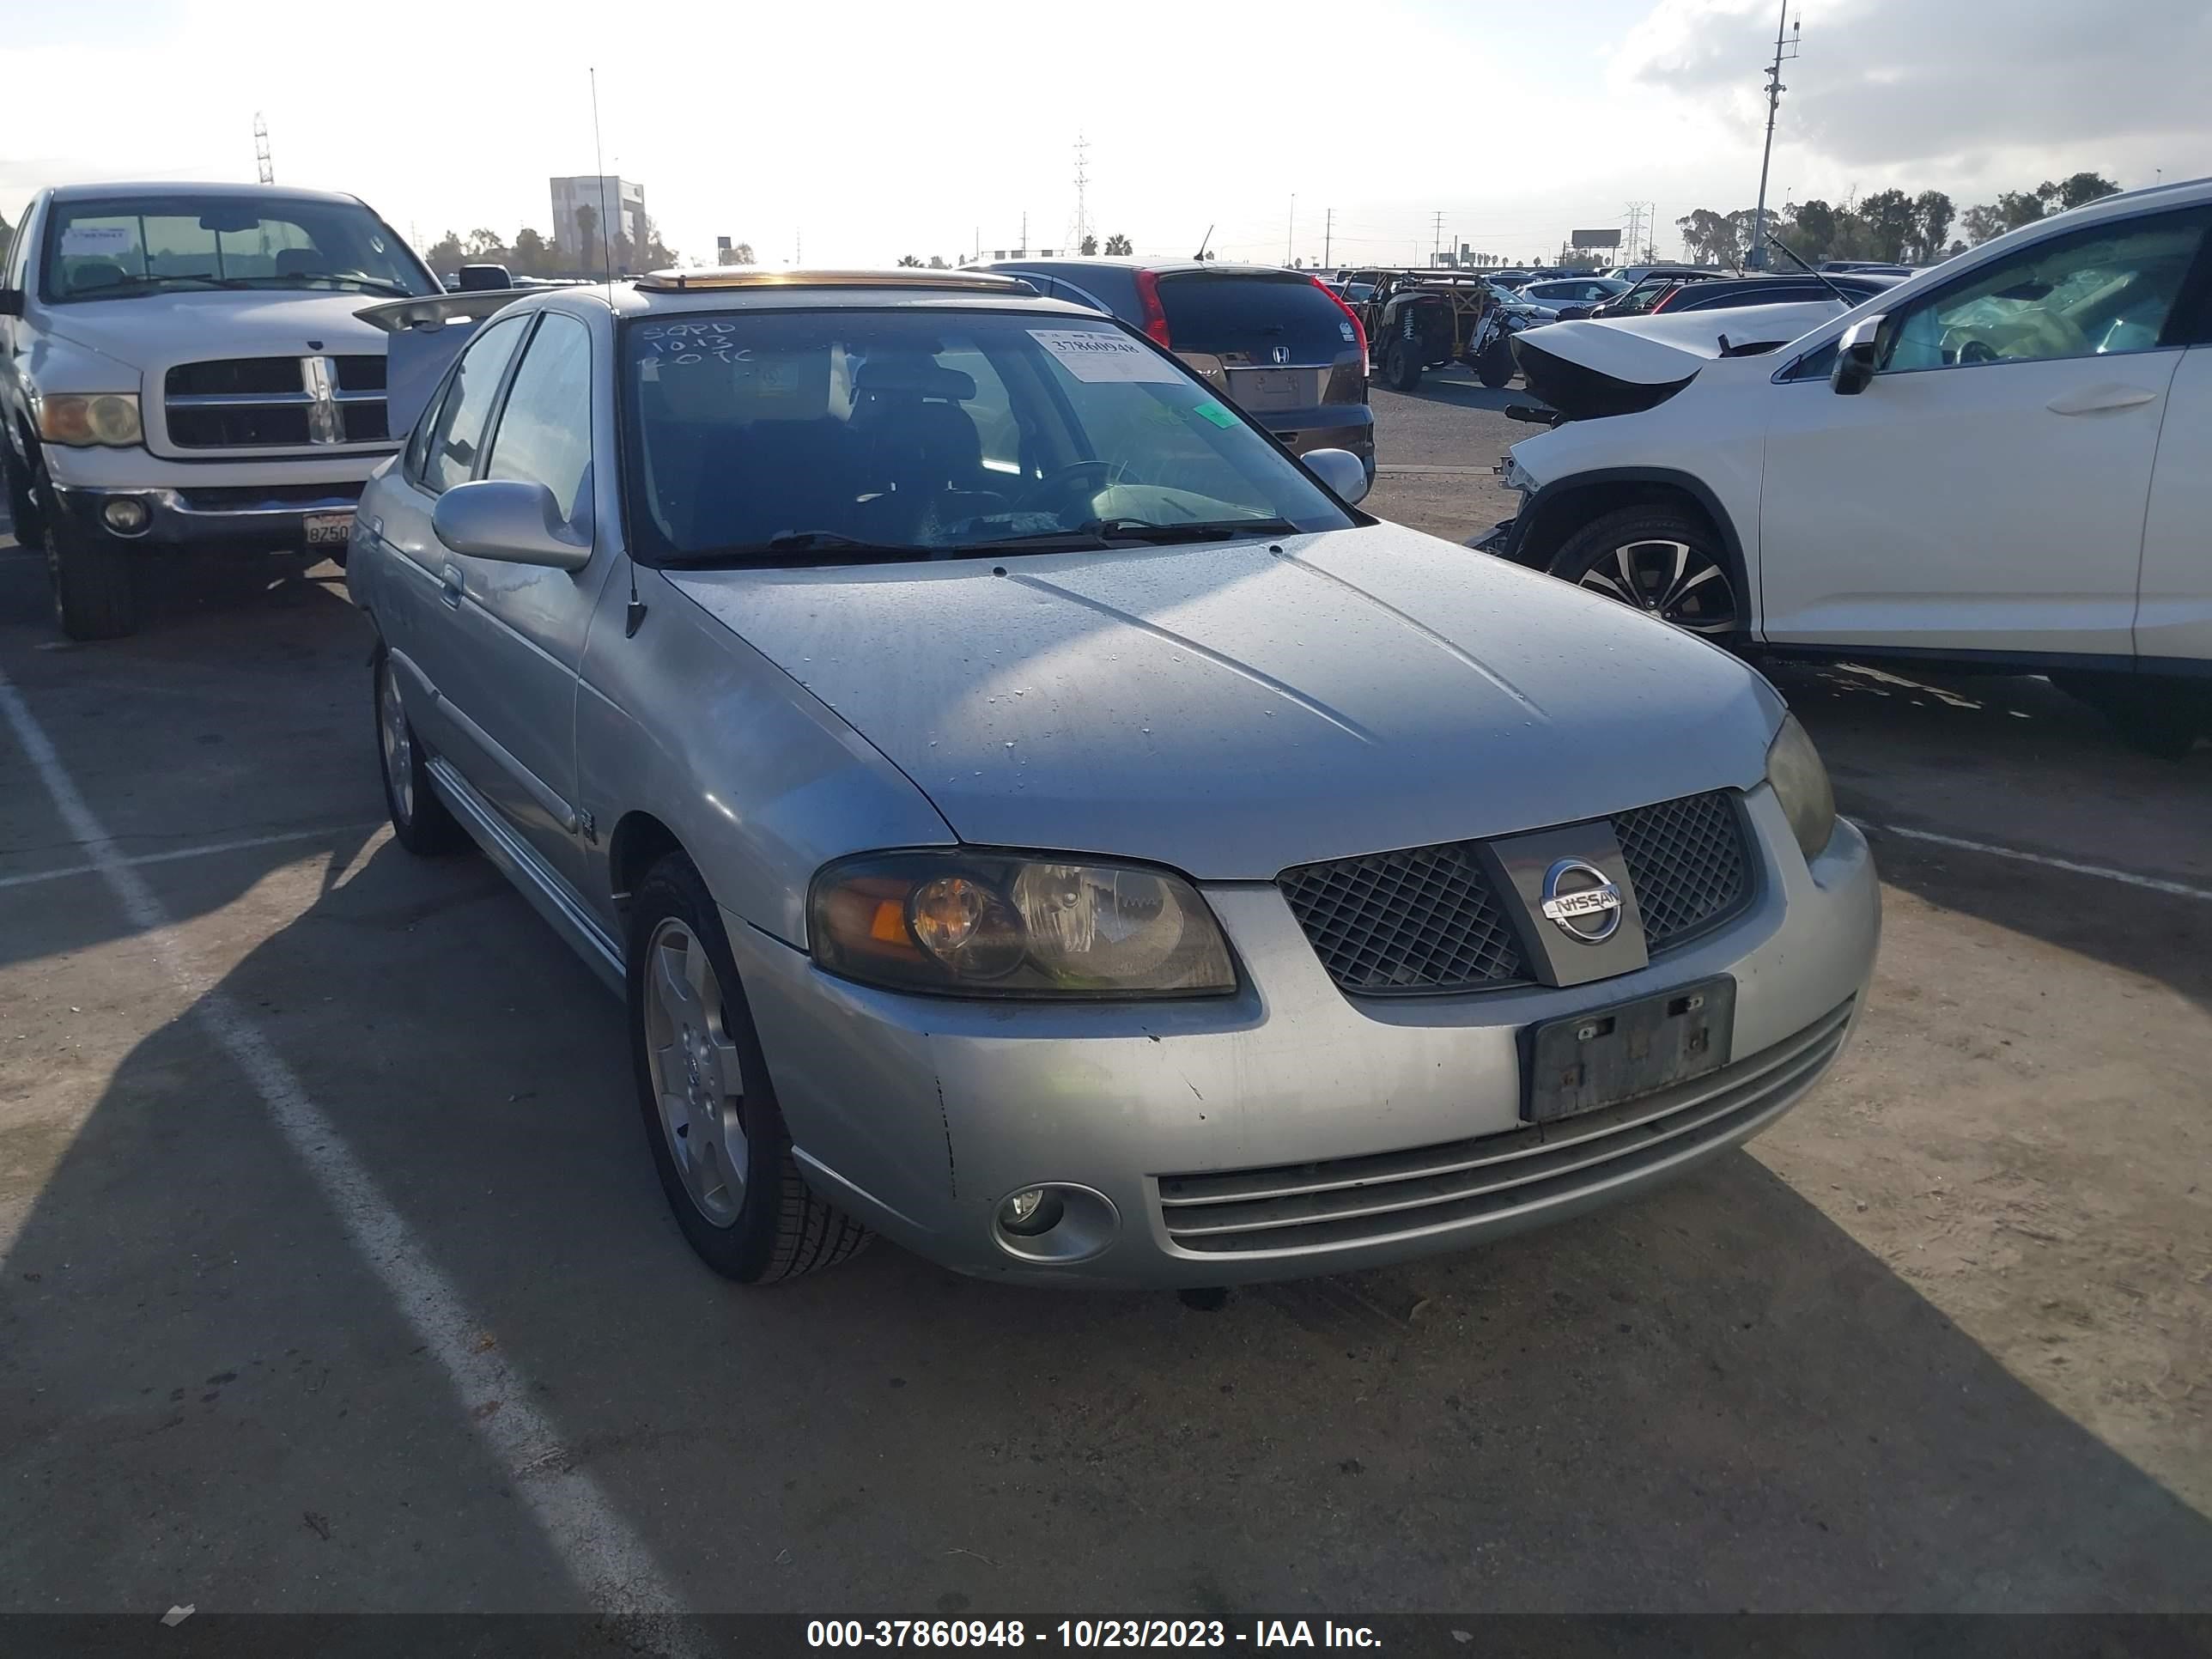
43;196;440;303
623;308;1358;564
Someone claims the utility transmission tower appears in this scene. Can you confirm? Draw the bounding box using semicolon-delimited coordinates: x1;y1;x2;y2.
253;113;274;185
1747;3;1801;269
1323;207;1333;269
1072;132;1091;251
1431;210;1444;266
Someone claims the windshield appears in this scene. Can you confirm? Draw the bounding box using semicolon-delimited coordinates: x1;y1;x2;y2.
621;307;1358;563
42;195;440;303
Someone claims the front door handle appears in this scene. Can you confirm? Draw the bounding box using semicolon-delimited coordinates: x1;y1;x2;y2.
2046;384;2158;416
439;563;464;608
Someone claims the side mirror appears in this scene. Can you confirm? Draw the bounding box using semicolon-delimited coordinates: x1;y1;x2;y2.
0;289;23;319
1830;314;1888;395
1304;447;1370;506
432;479;591;570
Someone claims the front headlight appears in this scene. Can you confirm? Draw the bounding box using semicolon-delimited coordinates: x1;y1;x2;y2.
811;851;1237;999
39;392;143;447
1765;714;1837;860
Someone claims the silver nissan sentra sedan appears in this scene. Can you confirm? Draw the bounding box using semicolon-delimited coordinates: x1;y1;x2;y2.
349;268;1878;1289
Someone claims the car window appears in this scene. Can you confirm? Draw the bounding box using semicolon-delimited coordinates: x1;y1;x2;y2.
419;315;527;495
486;313;595;538
620;307;1355;562
1885;207;2210;373
1152;274;1358;363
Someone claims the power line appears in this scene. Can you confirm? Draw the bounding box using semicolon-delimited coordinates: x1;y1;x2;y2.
1072;132;1091;251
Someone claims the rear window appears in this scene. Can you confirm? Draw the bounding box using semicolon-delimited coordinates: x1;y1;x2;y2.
1155;275;1356;362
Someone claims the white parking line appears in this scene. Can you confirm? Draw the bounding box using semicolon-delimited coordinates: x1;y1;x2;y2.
0;666;694;1631
0;824;379;892
1874;822;2212;902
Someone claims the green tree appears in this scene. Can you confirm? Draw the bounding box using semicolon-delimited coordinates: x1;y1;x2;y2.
425;229;465;271
1960;204;2006;246
1779;198;1843;264
1103;232;1133;256
1079;234;1098;256
1909;191;1954;264
1674;208;1741;265
638;213;676;269
464;227;504;258
926;255;949;270
510;227;550;276
1852;189;1918;262
2039;171;2121;212
896;254;923;267
1995;191;2047;234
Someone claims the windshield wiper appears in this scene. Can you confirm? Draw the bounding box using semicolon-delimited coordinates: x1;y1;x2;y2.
73;273;230;295
239;274;416;297
663;530;939;567
969;516;1297;551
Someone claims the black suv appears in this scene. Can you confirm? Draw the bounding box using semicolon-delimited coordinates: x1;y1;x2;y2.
979;258;1373;479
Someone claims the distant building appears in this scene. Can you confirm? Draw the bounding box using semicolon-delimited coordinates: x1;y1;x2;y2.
550;176;645;267
716;235;738;267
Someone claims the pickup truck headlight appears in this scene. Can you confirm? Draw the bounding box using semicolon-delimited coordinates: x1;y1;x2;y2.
39;393;143;447
811;851;1237;998
1765;714;1837;860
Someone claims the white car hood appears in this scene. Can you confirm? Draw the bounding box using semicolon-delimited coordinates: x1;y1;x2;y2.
668;522;1782;881
1522;301;1843;385
43;289;393;366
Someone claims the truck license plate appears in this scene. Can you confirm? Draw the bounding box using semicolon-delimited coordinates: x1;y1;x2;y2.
1523;976;1735;1124
304;512;354;547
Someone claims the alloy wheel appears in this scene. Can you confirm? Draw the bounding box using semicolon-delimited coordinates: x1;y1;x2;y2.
641;917;749;1227
377;663;415;823
1578;538;1739;635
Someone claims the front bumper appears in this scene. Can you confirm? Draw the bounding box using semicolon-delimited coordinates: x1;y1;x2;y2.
40;443;390;553
730;786;1880;1288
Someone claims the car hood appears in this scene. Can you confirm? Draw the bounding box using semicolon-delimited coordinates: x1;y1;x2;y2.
667;523;1781;880
1512;301;1838;421
42;289;393;366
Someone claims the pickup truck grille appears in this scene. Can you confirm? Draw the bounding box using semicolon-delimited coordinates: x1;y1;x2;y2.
164;355;390;450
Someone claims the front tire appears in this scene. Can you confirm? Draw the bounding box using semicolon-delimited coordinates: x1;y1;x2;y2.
373;650;468;855
628;854;871;1284
2;443;42;545
1476;341;1516;388
2052;671;2209;760
46;510;137;642
1548;505;1742;645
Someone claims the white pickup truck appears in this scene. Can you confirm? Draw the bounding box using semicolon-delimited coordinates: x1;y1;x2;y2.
0;181;446;638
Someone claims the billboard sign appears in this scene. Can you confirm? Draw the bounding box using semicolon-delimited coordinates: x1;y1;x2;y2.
1570;228;1624;250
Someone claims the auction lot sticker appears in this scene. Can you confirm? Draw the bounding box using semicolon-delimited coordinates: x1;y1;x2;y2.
1030;329;1182;383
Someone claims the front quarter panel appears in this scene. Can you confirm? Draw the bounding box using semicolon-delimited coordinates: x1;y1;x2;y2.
574;566;958;947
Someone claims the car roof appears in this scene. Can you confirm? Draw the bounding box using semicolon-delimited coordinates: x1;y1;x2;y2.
46;180;366;208
495;268;1106;322
983;257;1309;279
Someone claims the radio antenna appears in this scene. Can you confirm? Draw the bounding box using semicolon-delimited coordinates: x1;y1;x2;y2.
1194;222;1214;261
589;68;647;636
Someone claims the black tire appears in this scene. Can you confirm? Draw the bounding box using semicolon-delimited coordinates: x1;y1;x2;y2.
1384;337;1424;392
1547;504;1742;645
2;442;41;545
372;649;469;855
2051;671;2209;760
46;504;137;641
628;853;871;1284
1476;341;1516;388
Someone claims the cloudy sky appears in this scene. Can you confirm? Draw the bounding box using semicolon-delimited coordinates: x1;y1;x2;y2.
4;0;2205;267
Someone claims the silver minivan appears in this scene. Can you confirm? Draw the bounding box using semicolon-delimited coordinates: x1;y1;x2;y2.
350;268;1877;1290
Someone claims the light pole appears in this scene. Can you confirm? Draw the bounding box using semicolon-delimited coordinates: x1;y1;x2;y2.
1287;194;1296;265
1747;3;1800;270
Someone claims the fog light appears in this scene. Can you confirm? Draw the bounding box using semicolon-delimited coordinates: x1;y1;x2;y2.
101;498;149;536
998;1187;1065;1237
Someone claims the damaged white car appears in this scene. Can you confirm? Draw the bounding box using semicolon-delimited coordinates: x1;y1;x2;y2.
1479;178;2212;751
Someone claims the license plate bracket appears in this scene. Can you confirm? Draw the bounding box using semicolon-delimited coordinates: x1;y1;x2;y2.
304;512;354;547
1523;975;1735;1124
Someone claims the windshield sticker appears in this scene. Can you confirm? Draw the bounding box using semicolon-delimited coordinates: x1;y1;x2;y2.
1028;328;1182;384
1191;400;1239;428
60;225;136;257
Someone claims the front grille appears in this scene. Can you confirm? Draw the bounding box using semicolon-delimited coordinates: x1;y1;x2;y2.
1279;789;1753;996
1614;792;1751;948
1157;997;1853;1255
164;355;389;451
175;482;365;512
1279;845;1528;993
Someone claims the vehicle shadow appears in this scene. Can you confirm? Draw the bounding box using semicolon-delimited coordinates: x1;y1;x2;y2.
1370;375;1539;413
0;535;382;972
5;826;2209;1613
1774;658;2210;1011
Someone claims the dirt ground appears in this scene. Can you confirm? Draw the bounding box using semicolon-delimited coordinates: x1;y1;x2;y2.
2;389;2207;1618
